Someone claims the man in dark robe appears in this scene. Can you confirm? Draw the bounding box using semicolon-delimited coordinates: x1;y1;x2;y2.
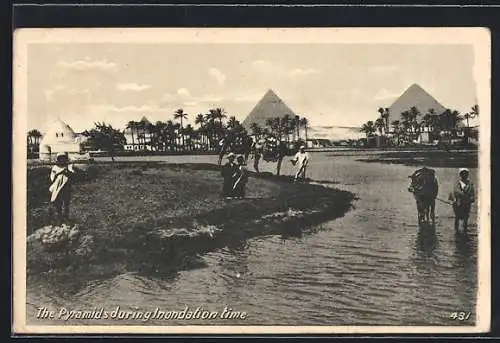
232;155;249;199
221;153;237;198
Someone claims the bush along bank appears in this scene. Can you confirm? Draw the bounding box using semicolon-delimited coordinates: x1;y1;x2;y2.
26;162;356;278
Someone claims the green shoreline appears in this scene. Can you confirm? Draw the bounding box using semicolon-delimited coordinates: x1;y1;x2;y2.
27;162;356;279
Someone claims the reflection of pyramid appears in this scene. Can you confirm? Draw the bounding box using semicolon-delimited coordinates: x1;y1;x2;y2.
388;84;446;124
242;89;298;130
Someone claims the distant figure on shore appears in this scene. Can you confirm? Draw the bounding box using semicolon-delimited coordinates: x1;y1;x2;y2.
232;155;249;199
252;138;265;173
49;152;76;225
408;166;439;226
291;145;309;183
220;153;237;198
448;168;475;232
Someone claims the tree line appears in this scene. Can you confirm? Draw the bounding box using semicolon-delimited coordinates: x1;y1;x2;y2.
359;104;479;146
27;107;311;158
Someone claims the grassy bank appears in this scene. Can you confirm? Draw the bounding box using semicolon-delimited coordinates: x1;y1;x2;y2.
355;150;478;168
27;162;355;278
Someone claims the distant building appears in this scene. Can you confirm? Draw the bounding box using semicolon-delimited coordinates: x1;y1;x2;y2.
39;119;88;161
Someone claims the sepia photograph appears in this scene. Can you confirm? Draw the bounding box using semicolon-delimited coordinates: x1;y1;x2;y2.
12;28;490;334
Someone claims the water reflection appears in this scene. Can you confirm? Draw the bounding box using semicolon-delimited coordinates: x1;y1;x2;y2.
453;230;476;306
415;223;438;260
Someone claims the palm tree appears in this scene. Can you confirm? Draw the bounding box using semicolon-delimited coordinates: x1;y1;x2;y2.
227;116;238;129
212;107;227;126
174;108;188;150
195;113;205;128
299;117;309;145
463;104;479;143
126;121;137;148
195;113;206;148
295;115;301;140
439;109;463;144
27;129;43;152
374;118;385;136
136;119;147;149
360;121;376;138
250;122;262;138
281;114;292;142
184;124;195;151
391;120;402;145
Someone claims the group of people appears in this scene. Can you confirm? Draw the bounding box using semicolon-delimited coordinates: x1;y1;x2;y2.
220;153;249;199
219;145;310;199
47;148;474;234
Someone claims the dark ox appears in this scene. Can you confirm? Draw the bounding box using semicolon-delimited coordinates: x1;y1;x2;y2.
408;167;439;225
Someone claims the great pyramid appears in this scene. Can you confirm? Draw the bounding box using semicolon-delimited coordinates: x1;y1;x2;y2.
242;89;298;130
388;83;446;124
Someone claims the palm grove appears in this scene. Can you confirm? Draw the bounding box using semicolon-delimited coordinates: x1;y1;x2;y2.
360;105;479;146
27;107;311;157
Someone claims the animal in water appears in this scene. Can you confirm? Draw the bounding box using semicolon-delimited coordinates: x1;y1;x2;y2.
408;167;439;226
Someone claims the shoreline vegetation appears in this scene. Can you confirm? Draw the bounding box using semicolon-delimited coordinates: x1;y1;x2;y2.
27;162;356;279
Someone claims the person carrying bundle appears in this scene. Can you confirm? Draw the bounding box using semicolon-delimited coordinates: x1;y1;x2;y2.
49;152;76;224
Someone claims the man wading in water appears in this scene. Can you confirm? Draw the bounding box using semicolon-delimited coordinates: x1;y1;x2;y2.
220;153;237;199
49;152;76;225
448;168;475;232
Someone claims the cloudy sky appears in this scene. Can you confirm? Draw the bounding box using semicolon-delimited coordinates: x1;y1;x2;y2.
27;43;477;133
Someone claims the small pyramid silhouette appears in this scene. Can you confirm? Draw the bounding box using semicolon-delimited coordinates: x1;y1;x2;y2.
242;89;298;130
139;116;152;124
388;83;446;123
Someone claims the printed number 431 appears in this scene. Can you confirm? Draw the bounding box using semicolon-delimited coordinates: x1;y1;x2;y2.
449;312;472;321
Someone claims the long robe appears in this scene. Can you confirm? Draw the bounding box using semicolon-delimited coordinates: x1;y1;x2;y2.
221;162;237;197
49;164;74;202
449;179;475;219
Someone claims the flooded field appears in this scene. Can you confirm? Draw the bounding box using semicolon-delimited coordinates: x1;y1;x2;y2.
26;152;478;326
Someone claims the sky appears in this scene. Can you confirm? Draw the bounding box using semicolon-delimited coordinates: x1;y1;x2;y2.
27;43;478;133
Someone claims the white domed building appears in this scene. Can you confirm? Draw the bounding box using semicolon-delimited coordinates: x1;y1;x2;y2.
39;119;88;161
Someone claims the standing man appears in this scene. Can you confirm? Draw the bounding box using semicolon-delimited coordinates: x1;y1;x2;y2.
252;137;265;173
220;153;237;198
448;168;475;232
291;145;309;183
49;152;76;224
232;155;249;199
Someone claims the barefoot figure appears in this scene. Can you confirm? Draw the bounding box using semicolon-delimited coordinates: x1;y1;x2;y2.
448;168;475;232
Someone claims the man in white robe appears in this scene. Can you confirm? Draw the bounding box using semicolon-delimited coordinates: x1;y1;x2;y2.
49;152;75;224
291;145;309;183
